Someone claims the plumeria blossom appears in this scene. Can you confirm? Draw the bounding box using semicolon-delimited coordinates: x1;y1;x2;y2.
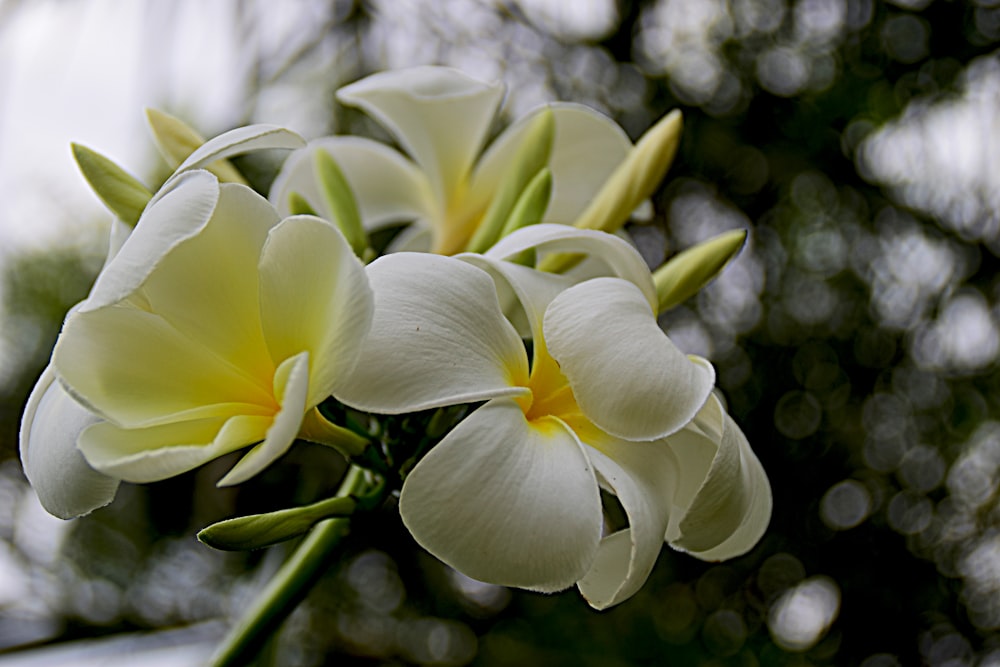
336;224;771;609
21;126;374;519
269;66;650;255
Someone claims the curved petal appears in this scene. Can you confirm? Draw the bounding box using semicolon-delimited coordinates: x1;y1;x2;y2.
217;352;312;486
458;253;575;341
84;170;220;312
78;413;272;484
577;436;679;609
137;183;277;380
170;124;305;182
665;394;772;560
399;398;602;591
544;278;714;441
257;217;373;406
337;66;504;205
270;137;436;231
486;224;657;309
54;305;276;428
335;253;529;413
472;103;635;225
19;367;119;519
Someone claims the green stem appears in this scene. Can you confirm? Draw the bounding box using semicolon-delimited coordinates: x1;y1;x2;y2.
210;465;370;667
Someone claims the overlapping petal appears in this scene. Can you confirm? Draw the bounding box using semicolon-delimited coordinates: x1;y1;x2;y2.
19;367;119;519
335;253;529;413
270;137;433;231
471;104;636;225
337;66;504;206
544;278;714;441
257;216;373;407
577;435;679;609
485;223;658;308
665;394;772;560
399;399;602;591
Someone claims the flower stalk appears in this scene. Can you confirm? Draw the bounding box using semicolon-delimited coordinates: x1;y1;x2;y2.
210;464;373;667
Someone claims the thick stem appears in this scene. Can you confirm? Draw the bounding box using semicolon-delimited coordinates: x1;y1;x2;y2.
210;465;370;667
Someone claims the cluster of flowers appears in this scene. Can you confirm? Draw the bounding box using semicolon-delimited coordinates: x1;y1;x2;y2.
20;67;770;610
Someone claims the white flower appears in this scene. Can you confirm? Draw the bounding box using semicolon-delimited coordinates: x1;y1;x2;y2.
21;126;373;518
336;224;771;608
269;66;646;255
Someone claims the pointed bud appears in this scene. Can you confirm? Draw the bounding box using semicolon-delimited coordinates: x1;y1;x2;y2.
500;167;552;238
574;109;681;234
654;229;747;314
465;107;555;253
198;495;357;551
145;108;248;184
71;143;152;227
315;150;370;259
287;190;318;216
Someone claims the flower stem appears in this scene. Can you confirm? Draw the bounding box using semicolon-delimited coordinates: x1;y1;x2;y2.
210;464;370;667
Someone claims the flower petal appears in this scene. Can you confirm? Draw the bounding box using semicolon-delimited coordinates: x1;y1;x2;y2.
19;367;119;519
84;170;220;312
544;277;714;440
136;183;277;380
257;216;373;406
270;137;435;231
79;414;272;484
399;398;602;591
458;253;575;340
337;66;504;206
217;352;312;486
54;304;275;428
335;253;528;413
577;436;679;609
472;103;635;225
170;124;305;181
486;223;657;309
665;394;772;560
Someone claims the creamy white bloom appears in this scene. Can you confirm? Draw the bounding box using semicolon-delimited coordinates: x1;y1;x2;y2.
337;224;771;609
21;126;374;518
269;66;645;255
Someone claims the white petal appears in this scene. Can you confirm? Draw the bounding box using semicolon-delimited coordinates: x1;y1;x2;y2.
217;352;312;486
170;124;304;181
257;216;373;406
270;137;435;231
458;253;575;340
399;398;602;591
104;218;132;263
666;394;772;560
472;103;634;224
335;253;528;413
486;223;657;309
337;66;504;205
19;367;119;519
84;170;220;312
578;436;678;609
544;278;714;440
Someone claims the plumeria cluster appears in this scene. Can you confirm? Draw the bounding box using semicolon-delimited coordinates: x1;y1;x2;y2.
20;67;770;620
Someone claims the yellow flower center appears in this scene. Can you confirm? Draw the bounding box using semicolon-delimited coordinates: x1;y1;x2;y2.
516;343;603;443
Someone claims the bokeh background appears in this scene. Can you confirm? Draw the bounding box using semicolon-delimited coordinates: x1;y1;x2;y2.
2;0;1000;665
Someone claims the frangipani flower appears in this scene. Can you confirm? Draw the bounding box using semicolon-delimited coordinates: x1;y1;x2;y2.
21;126;373;519
336;224;771;608
269;66;651;255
